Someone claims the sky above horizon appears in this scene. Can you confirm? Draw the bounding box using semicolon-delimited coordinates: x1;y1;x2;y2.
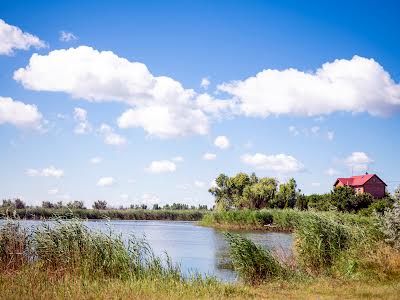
1;0;400;208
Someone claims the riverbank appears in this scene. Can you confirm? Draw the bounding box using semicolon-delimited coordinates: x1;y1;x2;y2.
0;216;399;299
200;209;377;232
0;207;206;221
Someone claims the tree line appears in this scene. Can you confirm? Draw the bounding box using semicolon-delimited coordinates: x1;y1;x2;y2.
209;172;398;214
0;199;209;211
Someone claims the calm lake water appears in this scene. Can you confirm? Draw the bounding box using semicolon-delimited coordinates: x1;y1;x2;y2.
6;220;293;282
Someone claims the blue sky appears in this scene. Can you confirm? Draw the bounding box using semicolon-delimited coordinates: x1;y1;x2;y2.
1;0;400;207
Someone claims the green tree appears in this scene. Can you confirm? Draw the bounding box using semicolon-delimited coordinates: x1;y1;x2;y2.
93;200;107;210
272;178;298;208
330;186;355;212
209;174;234;211
242;177;278;209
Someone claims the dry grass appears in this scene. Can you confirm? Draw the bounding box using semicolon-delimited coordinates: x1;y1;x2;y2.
1;267;399;300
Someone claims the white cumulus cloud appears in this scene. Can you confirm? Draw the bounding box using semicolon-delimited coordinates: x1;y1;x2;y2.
200;77;210;89
214;135;230;149
218;55;400;117
117;105;208;138
345;152;374;172
145;160;176;173
97;177;116;187
0;19;46;55
0;96;42;128
73;107;91;134
241;153;304;173
98;123;126;146
13;46;231;138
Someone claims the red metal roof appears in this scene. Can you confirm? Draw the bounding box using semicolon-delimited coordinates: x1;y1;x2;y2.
335;174;386;187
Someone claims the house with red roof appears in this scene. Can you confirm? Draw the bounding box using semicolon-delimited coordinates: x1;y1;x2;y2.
333;173;387;198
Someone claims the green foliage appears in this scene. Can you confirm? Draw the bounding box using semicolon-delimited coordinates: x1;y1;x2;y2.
209;173;300;211
294;213;358;274
270;178;299;209
2;199;26;209
0;220;182;280
93;200;108;210
225;233;284;284
0;208;205;221
306;194;333;211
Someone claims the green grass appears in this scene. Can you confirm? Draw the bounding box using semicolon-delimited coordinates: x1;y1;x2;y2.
0;214;400;299
200;209;377;233
224;233;286;284
0;208;206;221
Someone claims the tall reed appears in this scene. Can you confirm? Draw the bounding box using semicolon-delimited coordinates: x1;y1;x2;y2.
224;233;284;284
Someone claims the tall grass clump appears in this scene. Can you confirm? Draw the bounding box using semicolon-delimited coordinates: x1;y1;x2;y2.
224;233;284;284
0;222;30;271
294;212;362;274
0;219;183;281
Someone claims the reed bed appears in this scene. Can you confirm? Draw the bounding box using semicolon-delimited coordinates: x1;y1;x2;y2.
0;208;205;221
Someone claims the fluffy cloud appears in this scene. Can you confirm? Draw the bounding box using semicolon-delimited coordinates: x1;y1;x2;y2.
0;19;46;55
117;105;208;138
59;31;77;42
200;77;210;89
26;166;64;178
97;177;116;187
14;46;230;138
345;152;374;172
90;157;102;164
146;160;176;173
241;153;304;173
218;56;400;117
73;107;91;134
98;123;126;146
202;153;217;160
214;135;230;149
0;96;42;128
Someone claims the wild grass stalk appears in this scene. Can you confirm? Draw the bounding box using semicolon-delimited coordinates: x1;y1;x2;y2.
224;232;285;284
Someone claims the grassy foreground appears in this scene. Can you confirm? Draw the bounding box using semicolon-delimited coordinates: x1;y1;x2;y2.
1;210;399;299
1;270;400;299
0;207;205;221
